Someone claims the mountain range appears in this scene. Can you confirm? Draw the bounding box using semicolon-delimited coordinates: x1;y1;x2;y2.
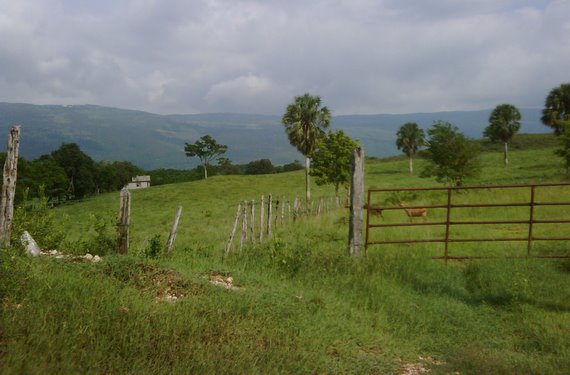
0;102;546;170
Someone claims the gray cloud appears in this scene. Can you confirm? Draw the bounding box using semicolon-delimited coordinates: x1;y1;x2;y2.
0;0;568;115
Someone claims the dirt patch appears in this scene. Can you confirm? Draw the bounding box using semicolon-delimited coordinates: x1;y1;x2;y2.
203;272;243;290
39;249;102;263
400;356;451;375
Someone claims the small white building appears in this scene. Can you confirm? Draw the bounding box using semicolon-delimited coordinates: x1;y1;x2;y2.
126;175;151;189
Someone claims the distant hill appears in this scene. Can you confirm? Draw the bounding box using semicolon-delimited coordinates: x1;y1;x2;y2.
0;102;546;169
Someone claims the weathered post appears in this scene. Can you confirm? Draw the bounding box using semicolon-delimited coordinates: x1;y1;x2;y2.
165;206;183;255
317;199;323;217
281;197;285;224
348;147;364;257
267;194;273;238
293;197;299;222
225;203;242;257
259;195;265;242
0;125;21;247
250;200;256;244
274;198;279;228
117;187;131;254
240;201;248;252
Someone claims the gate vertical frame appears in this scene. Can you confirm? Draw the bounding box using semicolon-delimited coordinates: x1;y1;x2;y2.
444;188;452;263
364;189;372;254
527;185;536;256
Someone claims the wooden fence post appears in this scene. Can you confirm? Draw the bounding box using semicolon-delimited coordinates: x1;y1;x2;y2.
274;198;279;228
267;194;273;238
259;195;265;242
225;203;242;257
250;200;256;244
165;206;182;255
349;147;364;257
240;201;248;252
117;187;131;254
281;197;285;224
0;125;21;247
293;197;299;222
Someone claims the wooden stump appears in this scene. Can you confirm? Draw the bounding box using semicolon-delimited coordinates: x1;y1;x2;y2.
165;206;182;255
117;188;131;254
349;147;364;257
0;125;21;247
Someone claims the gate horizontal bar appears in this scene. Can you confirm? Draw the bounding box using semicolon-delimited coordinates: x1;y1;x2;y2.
433;255;570;260
369;182;570;192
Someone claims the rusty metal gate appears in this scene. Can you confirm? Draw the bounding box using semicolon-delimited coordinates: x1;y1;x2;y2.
364;182;570;260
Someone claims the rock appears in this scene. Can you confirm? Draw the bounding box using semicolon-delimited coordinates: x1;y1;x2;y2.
84;253;94;261
20;231;41;257
92;255;101;263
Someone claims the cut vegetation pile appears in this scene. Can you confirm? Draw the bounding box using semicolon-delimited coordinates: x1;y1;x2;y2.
1;136;569;374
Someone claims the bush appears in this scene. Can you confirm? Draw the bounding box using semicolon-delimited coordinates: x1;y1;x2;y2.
11;187;66;251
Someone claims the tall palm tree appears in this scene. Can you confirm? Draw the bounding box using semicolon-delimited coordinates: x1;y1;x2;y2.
396;122;425;174
282;93;331;201
484;104;521;166
542;83;570;135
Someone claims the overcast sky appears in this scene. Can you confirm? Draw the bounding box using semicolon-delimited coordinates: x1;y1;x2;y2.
0;0;568;115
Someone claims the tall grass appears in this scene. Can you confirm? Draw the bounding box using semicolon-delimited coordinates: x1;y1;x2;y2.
1;142;570;374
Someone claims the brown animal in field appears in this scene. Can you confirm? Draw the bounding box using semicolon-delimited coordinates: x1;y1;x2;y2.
363;203;384;219
399;203;427;222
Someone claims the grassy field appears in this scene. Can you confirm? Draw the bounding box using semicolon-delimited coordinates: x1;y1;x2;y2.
1;138;570;374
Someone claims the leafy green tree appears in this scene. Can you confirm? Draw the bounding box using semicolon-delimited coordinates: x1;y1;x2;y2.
421;121;481;186
483;104;522;166
51;143;97;199
310;130;358;197
396;122;425;174
554;123;570;176
27;155;69;201
96;161;145;192
281;160;304;172
245;159;275;175
541;83;570;135
217;157;242;175
282;93;331;201
184;135;228;179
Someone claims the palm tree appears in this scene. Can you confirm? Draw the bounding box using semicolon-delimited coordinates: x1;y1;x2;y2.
483;104;521;166
396;122;425;174
282;93;331;201
542;83;570;136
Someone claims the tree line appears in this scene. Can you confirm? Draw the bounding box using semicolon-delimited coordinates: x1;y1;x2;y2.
395;82;570;185
0;141;306;204
0;143;145;203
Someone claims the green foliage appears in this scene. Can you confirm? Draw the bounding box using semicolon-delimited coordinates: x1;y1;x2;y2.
72;213;116;256
282;93;331;200
554;123;570;176
245;159;275;175
310;130;358;196
484;104;522;166
184;135;228;179
541;82;570;135
421;121;481;186
281;93;331;157
96;160;145;192
11;188;66;251
280;160;304;172
396;122;425;173
137;234;164;259
148;168;203;186
51;143;98;199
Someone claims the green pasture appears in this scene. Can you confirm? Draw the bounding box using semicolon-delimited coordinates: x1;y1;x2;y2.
1;142;570;374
